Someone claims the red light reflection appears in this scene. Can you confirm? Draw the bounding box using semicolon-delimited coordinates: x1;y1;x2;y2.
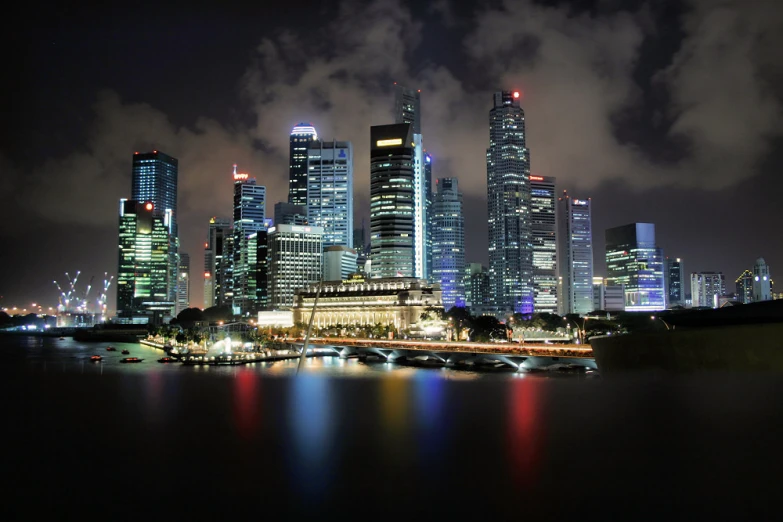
233;370;261;441
507;379;544;488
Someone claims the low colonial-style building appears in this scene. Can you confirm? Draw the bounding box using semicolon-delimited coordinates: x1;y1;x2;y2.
292;276;443;331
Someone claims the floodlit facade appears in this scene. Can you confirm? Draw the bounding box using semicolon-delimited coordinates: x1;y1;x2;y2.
605;223;665;311
691;272;726;308
530;175;557;314
486;90;533;314
268;224;323;309
753;257;772;302
232;166;267;316
557;191;594;315
289;123;318;207
431;177;465;310
370;123;415;278
307;140;353;248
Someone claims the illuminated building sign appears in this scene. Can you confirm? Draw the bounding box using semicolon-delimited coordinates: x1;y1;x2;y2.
289;226;312;233
376;138;403;147
573;199;588;206
233;173;249;181
530;175;543;181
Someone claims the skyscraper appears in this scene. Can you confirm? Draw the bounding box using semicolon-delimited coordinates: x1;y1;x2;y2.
664;257;685;307
691;272;726;308
268;224;323;309
232;165;266;316
605;223;665;311
530;175;557;314
131;150;179;311
394;84;421;134
486;90;533;314
432;177;465;310
735;269;754;304
306;139;353;248
424;151;434;280
288;123;318;207
753;257;772;302
175;253;190;315
370;123;415;278
557;192;594;315
463;263;490;314
203;217;232;309
116;200;173;324
274;202;308;226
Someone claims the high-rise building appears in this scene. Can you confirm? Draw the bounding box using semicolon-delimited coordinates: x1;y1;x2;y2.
486;90;533;315
324;246;359;280
424;151;434;281
592;276;625;312
530;175;557;314
463;263;490;314
557;191;594;315
131;150;179;310
664;257;685;308
370;123;415;278
268;224;323;309
116;200;173;324
203;217;232;309
248;230;270;311
307;139;353;248
431;177;465;310
605;223;665;311
289;123;318;207
394;85;428;279
753;257;772;302
691;272;726;308
735;269;754;304
274;202;308;226
175;252;190;315
232;165;266;316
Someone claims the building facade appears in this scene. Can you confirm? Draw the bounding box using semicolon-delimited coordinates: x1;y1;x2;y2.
116;200;173;324
274;202;308;226
203;217;232;309
232;166;267;316
370;123;415;278
486;91;533;315
175;252;190;315
289;123;318;207
753;257;772;302
605;223;665;311
463;263;490;314
592;277;625;312
431;177;465;310
557;192;594;315
306;140;353;248
268;224;323;309
530;175;557;314
735;269;754;304
691;272;726;308
293;276;442;332
664;257;685;308
324;245;359;280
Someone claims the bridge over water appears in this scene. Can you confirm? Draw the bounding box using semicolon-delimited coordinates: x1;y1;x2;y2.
290;337;597;372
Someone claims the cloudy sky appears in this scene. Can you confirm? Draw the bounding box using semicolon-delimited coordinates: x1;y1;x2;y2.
2;0;782;310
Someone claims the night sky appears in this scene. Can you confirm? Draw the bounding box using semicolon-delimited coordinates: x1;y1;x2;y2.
2;0;782;311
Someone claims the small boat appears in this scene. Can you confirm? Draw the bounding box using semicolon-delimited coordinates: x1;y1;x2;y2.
119;357;143;363
106;346;117;352
59;337;65;340
90;355;102;362
121;349;130;355
157;357;176;363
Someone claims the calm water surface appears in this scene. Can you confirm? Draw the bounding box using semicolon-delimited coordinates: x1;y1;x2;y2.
3;335;782;520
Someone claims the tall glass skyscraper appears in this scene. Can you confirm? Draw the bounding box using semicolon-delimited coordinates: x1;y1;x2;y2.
605;223;665;311
370;123;415;278
486;90;533;314
557;191;594;315
394;85;428;279
289;123;318;207
116;199;172;324
306;139;353;248
203;217;232;309
268;224;323;309
530;175;557;314
664;257;684;307
232;165;266;316
175;252;190;315
432;177;465;310
424;151;434;281
735;269;754;304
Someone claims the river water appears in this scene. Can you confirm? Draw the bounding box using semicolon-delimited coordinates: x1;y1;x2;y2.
3;334;782;520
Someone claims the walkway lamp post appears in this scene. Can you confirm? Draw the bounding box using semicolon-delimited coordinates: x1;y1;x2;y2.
651;315;671;330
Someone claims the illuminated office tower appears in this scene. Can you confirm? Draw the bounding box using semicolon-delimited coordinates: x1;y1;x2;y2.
175;252;190;315
431;177;465;309
463;263;490;314
605;223;665;311
394;85;428;279
289;123;318;207
324;245;359;280
369;123;415;278
231;165;266;316
116;200;173;324
274;202;308;226
203;217;232;309
530;175;557;314
486;90;533;314
664;257;685;307
735;269;753;304
131;150;179;308
424;151;433;280
306;139;353;248
557;192;594;315
753;257;772;302
691;272;726;308
268;224;323;309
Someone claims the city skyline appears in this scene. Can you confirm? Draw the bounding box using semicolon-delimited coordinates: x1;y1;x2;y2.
3;0;783;309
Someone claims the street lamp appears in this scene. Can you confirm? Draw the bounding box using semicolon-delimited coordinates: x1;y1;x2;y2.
651;316;671;330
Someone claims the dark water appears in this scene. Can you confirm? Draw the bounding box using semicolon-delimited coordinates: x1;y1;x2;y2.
2;335;782;520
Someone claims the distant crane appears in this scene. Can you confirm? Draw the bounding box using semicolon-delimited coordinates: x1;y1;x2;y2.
53;271;112;314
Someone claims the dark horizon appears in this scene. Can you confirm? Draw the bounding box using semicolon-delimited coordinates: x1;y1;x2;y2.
2;0;782;310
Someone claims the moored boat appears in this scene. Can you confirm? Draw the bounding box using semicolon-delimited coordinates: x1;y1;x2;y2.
90;355;102;362
106;346;117;351
121;349;130;354
157;357;176;363
119;357;143;363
